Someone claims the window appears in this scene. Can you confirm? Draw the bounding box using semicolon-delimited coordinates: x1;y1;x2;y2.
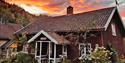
79;43;85;56
79;43;92;60
111;23;117;36
56;45;63;58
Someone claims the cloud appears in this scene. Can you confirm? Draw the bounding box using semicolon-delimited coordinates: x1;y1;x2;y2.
18;4;47;15
123;17;125;20
5;0;125;19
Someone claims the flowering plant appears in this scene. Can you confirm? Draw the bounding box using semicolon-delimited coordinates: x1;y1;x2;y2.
91;45;111;63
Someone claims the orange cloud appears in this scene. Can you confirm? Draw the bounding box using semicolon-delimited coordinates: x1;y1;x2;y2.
120;12;125;17
6;0;124;18
6;0;105;15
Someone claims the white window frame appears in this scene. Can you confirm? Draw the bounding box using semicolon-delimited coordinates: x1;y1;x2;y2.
79;43;92;60
79;43;85;56
111;23;117;36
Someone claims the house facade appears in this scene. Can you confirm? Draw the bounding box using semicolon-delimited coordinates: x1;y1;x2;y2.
15;6;125;63
0;23;21;58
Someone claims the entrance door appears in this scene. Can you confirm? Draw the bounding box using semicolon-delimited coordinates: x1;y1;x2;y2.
35;41;50;63
35;41;67;63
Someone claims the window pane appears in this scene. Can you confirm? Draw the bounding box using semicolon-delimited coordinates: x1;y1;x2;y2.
42;42;48;55
36;42;40;56
56;45;62;58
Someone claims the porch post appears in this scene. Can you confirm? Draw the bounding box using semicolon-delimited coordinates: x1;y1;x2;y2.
40;42;42;63
35;42;37;58
48;41;51;63
6;48;9;58
62;45;64;54
65;45;67;57
54;44;56;63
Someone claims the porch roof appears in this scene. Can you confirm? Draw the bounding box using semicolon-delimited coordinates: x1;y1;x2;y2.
28;30;70;44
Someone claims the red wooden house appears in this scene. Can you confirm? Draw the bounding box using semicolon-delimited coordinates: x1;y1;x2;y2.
15;6;125;63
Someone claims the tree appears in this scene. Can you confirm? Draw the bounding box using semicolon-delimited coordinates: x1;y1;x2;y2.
0;8;15;23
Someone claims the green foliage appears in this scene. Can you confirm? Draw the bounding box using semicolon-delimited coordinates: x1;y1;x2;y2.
106;43;118;63
15;13;30;26
61;59;72;63
0;53;38;63
91;46;111;63
18;32;27;44
17;33;27;51
0;59;10;63
16;53;38;63
0;56;16;63
117;57;125;63
80;44;125;63
80;44;112;63
59;55;72;63
0;8;15;23
0;6;31;26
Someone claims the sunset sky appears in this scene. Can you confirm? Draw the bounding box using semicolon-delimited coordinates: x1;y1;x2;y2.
5;0;125;20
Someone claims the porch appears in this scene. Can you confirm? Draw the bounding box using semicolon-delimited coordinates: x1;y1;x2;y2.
27;30;70;63
35;41;67;63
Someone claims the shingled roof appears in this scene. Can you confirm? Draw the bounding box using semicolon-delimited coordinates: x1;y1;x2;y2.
0;23;22;39
16;7;116;34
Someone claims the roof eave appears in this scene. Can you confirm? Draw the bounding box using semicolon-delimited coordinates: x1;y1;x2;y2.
104;7;116;31
28;30;58;44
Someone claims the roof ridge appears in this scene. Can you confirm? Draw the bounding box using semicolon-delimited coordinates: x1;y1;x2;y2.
31;6;116;21
15;6;116;34
49;6;116;18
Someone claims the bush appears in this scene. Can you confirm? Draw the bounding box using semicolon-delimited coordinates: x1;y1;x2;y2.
0;57;15;63
16;53;38;63
106;43;118;63
117;55;125;63
0;53;38;63
91;46;111;63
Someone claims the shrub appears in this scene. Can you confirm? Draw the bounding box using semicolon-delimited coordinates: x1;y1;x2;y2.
117;55;125;63
90;45;111;63
106;43;118;63
16;53;38;63
0;53;38;63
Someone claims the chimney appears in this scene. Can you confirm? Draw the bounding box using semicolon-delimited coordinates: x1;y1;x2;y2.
67;6;73;15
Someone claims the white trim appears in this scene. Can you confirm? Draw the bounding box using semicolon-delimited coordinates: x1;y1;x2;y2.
28;31;42;43
104;8;116;31
28;30;58;44
6;49;9;58
65;45;67;57
35;42;37;58
14;23;32;34
40;42;42;63
79;43;92;60
37;41;50;42
41;30;58;44
111;23;117;36
54;43;56;63
48;42;51;63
